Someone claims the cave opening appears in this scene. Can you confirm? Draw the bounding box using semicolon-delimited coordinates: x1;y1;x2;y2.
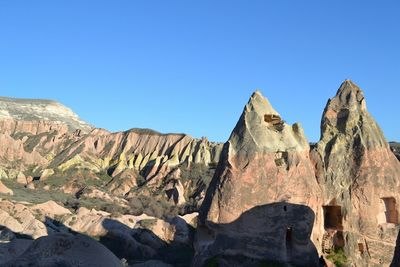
323;205;343;230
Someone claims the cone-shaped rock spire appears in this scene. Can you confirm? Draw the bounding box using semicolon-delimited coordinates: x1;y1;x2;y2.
194;90;321;267
311;80;400;266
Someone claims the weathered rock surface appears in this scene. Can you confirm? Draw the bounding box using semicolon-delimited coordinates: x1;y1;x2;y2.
0;96;223;208
0;233;124;267
48;129;222;187
311;80;400;266
0;96;93;133
194;91;322;267
0;200;48;239
1;83;399;267
0;181;13;195
31;200;72;219
0;198;195;266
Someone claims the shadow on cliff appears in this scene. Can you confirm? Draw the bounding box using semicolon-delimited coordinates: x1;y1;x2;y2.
391;230;400;267
195;202;321;267
99;217;195;266
0;215;194;267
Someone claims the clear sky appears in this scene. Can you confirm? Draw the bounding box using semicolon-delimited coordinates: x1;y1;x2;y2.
0;1;399;142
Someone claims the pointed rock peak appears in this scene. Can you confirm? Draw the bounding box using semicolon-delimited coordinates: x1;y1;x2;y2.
337;79;362;95
333;80;366;110
247;90;280;117
319;80;387;149
228;90;309;153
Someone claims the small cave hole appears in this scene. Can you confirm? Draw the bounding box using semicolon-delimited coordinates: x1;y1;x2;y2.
358;243;364;254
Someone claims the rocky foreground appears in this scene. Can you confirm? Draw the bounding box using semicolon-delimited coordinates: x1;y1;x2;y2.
0;81;399;267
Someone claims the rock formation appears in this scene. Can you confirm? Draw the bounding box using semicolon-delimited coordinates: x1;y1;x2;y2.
311;80;400;266
0;82;399;267
194;82;400;267
0;181;12;195
0;96;93;133
0;198;196;267
194;91;322;267
0;233;124;267
0;97;223;208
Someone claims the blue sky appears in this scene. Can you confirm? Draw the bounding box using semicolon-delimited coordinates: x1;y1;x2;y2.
0;1;399;142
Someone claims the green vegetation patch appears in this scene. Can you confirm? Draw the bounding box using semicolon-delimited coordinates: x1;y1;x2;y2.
327;248;348;267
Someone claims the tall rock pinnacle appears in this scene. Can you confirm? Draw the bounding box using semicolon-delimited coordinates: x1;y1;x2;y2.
194;90;321;267
319;80;387;148
312;80;400;266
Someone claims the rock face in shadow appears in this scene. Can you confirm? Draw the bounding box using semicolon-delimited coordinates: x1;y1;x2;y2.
311;80;400;266
195;203;319;267
194;91;322;266
391;231;400;267
390;142;400;161
0;233;123;267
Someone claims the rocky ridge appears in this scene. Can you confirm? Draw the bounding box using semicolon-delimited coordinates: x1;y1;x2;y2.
0;96;93;133
0;97;223;210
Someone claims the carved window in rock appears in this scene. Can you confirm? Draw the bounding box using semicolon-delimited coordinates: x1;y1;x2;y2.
380;197;399;224
264;114;285;132
323;205;343;230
